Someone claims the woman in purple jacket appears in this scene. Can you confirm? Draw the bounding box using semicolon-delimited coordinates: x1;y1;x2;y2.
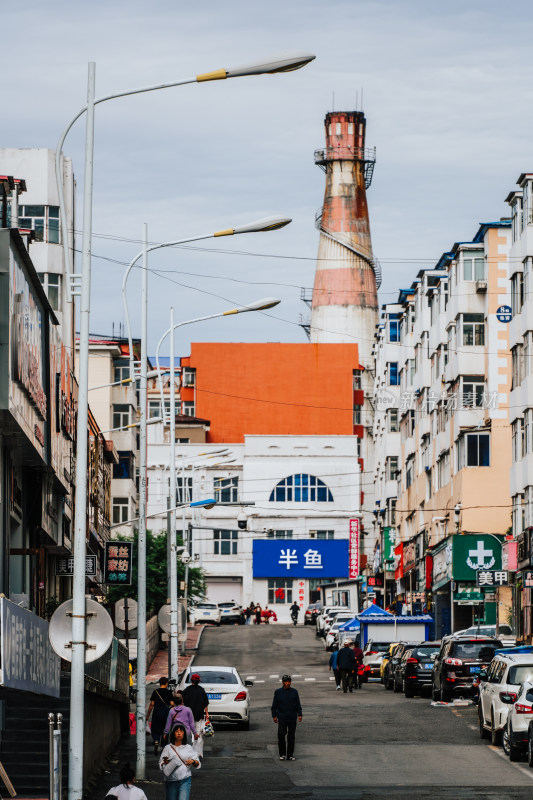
164;693;197;744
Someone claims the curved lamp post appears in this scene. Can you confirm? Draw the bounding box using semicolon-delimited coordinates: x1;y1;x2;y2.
57;52;312;799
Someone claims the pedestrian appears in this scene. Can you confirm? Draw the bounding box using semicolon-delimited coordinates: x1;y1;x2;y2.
337;639;357;693
182;673;210;760
147;677;174;755
271;674;302;761
254;604;262;624
164;692;197;743
328;647;341;690
352;639;364;690
160;723;200;800
244;605;253;625
290;602;299;625
106;762;148;800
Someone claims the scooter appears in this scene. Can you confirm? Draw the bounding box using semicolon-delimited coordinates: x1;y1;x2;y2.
291;612;298;626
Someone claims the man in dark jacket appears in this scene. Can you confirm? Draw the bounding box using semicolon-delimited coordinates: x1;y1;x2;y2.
352;639;364;690
271;675;302;760
337;639;357;693
182;673;209;758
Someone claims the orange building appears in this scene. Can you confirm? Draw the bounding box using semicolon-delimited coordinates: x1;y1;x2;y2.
180;342;363;444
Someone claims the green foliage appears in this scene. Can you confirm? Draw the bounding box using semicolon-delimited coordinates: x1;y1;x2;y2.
105;529;205;614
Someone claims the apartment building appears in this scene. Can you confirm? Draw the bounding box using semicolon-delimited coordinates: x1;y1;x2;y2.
379;221;512;634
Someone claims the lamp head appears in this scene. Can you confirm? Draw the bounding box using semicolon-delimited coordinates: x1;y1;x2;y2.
197;52;315;82
223;297;281;316
214;216;291;237
190;498;217;510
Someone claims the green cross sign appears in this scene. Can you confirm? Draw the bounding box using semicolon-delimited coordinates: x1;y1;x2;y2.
452;534;503;582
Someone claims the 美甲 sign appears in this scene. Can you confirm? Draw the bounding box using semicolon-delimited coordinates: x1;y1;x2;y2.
104;541;133;585
452;534;503;582
349;519;359;578
253;539;348;579
476;569;509;587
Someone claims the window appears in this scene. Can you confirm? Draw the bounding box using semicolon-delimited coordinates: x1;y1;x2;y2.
512;420;523;463
36;272;61;311
311;530;335;539
113;358;130;384
463;255;485;281
214;476;239;503
182;367;196;387
388;408;399;432
176;476;193;503
214;529;238;555
525;410;533;455
176;438;190;444
511;272;525;316
112;497;129;525
387;497;397;526
267;530;293;539
388;362;399;386
353;407;362;425
268;578;293;604
461;376;484;408
405;456;414;489
389;319;399;342
148;399;171;419
437;451;450;489
462;314;485;346
269;474;333;502
19;204;60;243
353;369;362;390
113;451;134;480
112;404;130;429
458;433;490;468
182;401;195;416
387;456;399;481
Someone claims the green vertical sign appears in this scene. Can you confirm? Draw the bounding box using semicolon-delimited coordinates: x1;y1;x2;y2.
383;527;396;563
452;534;503;581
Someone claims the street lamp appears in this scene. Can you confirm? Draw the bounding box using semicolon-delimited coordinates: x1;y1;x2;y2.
57;52;313;798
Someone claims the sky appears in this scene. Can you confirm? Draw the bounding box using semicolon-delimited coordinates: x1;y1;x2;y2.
3;0;533;358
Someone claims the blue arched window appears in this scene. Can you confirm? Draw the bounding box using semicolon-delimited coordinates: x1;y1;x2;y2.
269;474;333;503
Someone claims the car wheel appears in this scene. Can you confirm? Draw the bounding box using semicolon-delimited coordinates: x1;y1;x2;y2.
393;676;400;693
431;681;439;702
478;704;489;740
440;685;452;703
403;679;414;699
503;721;521;761
491;711;501;747
527;729;533;767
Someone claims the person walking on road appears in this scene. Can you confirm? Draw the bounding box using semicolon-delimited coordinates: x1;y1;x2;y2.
147;677;174;755
182;673;209;760
244;604;253;625
160;723;200;800
106;763;148;799
337;639;357;693
271;674;302;761
254;604;262;624
352;639;364;689
328;647;341;690
164;692;197;743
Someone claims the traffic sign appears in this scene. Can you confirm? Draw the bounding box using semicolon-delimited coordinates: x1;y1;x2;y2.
48;598;114;663
496;305;512;323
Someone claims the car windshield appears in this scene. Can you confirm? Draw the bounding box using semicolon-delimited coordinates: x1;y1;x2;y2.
368;643;390;653
413;646;440;658
197;603;217;609
218;603;236;608
507;665;533;685
452;641;500;660
187;671;238;685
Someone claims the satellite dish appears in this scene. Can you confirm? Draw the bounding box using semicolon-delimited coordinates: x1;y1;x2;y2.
115;598;138;630
49;598;114;663
158;603;171;634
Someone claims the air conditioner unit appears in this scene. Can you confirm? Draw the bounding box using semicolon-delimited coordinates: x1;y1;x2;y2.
475;281;487;293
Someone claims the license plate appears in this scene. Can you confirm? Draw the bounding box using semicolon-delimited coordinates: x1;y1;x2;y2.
207;693;222;700
470;666;481;674
422;664;431;669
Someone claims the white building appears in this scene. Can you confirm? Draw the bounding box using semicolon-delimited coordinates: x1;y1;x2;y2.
147;434;361;622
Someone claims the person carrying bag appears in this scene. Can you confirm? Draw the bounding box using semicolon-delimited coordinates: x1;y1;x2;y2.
159;723;200;800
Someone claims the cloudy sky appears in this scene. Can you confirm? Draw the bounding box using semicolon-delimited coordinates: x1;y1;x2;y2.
3;0;533;356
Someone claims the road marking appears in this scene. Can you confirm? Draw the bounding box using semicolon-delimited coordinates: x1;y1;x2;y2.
269;674;279;679
488;744;533;780
304;678;316;682
293;674;302;677
254;680;265;683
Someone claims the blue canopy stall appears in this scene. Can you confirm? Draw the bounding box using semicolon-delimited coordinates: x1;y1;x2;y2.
355;604;433;646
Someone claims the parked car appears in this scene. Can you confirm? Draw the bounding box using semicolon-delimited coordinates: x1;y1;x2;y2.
324;613;356;650
501;680;533;761
190;602;221;626
380;642;400;688
218;602;244;625
179;666;253;729
304;602;323;626
362;641;391;682
431;635;502;702
478;653;533;745
316;606;349;637
388;641;419;692
456;624;516;648
396;641;441;697
318;607;350;638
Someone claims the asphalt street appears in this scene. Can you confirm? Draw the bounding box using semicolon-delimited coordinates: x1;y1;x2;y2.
96;625;533;799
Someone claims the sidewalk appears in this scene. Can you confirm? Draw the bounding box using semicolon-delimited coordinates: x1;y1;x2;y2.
89;624;205;799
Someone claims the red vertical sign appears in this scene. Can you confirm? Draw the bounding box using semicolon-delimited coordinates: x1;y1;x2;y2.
349;519;359;579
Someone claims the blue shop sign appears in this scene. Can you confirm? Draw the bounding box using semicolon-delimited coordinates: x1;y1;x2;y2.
253;539;349;578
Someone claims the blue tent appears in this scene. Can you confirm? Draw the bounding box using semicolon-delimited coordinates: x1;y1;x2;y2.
338;617;361;632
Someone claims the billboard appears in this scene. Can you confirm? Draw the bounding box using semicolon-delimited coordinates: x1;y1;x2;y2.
253;539;349;579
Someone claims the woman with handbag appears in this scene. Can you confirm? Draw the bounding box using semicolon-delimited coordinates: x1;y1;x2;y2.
163;692;197;743
159;723;200;800
147;677;174;755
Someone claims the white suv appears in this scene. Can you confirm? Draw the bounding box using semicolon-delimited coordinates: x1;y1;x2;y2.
191;602;221;626
479;653;533;746
316;606;349;638
501;679;533;761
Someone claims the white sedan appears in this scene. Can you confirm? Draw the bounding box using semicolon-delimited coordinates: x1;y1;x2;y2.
191;602;221;626
325;615;356;650
179;666;253;729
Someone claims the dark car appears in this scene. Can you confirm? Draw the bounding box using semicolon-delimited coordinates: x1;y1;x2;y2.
304;602;323;626
387;642;419;692
431;635;502;702
396;641;441;697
